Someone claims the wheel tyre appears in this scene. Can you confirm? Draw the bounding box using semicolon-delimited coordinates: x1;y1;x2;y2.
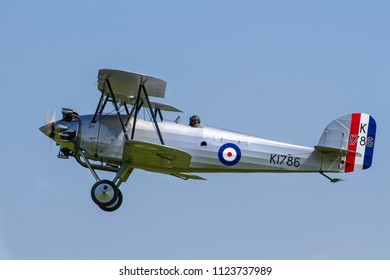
91;180;118;207
99;189;123;212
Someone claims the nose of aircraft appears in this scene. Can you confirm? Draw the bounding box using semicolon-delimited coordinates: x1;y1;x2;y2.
39;125;45;134
40;111;56;138
39;122;54;138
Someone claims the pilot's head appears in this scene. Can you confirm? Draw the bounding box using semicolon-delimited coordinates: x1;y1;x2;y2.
189;115;201;127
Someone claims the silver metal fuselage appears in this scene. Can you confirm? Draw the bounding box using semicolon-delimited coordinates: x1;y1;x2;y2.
57;115;340;175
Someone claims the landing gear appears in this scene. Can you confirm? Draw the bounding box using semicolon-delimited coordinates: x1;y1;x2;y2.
91;180;123;212
98;188;123;212
78;149;133;212
91;180;118;206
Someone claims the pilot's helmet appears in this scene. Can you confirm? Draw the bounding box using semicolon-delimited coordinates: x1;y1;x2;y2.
189;115;201;127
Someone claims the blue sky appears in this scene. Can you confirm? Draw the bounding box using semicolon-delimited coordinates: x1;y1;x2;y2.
1;0;389;259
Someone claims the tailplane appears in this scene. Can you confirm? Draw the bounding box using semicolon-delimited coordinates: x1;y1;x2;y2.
316;113;376;173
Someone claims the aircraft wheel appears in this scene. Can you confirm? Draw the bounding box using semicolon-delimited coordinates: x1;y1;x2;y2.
99;189;123;212
91;180;118;207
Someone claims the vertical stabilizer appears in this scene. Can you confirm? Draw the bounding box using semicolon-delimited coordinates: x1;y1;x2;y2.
317;113;376;173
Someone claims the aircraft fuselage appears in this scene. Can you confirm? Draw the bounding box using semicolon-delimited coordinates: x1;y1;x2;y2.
69;115;341;174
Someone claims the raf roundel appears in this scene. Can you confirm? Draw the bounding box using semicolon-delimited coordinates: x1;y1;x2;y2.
218;143;241;166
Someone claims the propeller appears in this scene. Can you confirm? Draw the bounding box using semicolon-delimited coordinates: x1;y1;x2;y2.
41;110;56;138
40;110;71;139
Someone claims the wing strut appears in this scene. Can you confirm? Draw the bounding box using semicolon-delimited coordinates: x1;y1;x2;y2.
92;85;110;123
143;84;165;145
106;79;130;141
94;73;166;145
92;92;105;123
130;84;165;145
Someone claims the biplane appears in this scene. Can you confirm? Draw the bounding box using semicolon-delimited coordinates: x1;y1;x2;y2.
40;69;377;212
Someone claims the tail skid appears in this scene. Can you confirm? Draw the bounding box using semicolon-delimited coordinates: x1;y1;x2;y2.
319;171;343;183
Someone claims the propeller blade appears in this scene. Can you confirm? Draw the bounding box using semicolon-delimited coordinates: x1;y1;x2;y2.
41;110;56;137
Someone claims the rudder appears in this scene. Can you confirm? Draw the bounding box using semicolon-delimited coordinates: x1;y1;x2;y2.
317;113;376;173
345;113;376;172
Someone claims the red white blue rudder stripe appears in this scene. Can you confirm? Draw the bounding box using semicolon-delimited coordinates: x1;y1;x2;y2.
345;113;376;173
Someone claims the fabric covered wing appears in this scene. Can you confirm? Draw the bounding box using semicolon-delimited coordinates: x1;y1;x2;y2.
98;69;166;101
127;99;182;112
123;140;191;170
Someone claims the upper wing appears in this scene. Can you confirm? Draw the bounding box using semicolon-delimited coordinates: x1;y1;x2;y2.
98;69;167;101
123;140;191;170
128;99;182;113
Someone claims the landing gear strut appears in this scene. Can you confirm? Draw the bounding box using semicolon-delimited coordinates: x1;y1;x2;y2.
78;149;132;212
